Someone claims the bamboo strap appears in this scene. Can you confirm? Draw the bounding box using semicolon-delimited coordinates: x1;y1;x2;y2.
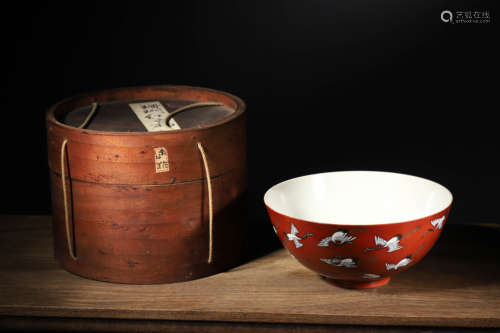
167;102;220;263
165;102;223;127
60;102;99;261
78;102;98;129
167;102;219;263
197;142;214;263
60;138;77;260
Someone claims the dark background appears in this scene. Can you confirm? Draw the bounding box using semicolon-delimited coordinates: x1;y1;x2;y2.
2;1;497;256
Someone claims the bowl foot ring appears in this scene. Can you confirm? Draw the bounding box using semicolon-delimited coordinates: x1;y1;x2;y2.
323;276;391;289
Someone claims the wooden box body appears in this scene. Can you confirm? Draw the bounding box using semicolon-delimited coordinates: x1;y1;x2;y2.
46;86;247;284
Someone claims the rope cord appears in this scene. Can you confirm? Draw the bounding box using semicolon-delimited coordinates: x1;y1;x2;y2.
60;138;77;260
60;102;98;260
165;102;223;127
197;142;214;263
78;102;98;129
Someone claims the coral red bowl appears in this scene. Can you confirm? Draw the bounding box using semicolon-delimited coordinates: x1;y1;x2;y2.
264;171;453;289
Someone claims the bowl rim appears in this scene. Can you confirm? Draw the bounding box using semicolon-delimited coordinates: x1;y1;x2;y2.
263;170;453;227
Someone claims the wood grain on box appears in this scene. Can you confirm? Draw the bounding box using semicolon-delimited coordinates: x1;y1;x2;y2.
45;86;248;284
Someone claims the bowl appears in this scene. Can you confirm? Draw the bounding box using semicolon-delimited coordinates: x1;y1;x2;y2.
264;171;453;289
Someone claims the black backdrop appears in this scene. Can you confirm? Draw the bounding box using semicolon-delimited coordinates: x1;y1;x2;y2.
2;1;498;256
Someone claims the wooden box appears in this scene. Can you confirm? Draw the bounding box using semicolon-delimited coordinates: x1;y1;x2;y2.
46;85;247;284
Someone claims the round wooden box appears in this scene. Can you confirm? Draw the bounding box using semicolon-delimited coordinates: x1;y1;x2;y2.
46;85;247;284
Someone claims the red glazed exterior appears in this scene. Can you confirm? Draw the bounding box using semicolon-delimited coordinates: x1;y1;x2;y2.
46;85;247;284
266;204;452;288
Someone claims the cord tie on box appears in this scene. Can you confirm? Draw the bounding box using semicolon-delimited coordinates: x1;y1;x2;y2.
60;102;99;261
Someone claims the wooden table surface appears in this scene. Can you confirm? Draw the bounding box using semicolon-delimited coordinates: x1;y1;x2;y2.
0;215;499;332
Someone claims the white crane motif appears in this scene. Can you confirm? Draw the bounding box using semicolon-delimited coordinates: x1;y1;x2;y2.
320;257;358;268
385;257;412;271
431;216;445;230
317;230;357;247
283;223;313;248
364;235;403;253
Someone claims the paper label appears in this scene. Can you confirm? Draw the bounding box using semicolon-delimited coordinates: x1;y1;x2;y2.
129;101;181;132
154;147;169;173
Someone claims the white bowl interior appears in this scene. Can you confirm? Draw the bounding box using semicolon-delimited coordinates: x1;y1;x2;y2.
264;171;453;225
